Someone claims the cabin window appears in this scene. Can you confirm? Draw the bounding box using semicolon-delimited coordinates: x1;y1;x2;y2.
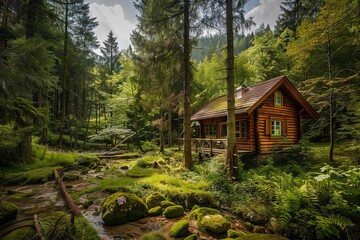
236;120;247;139
274;91;282;106
205;123;216;137
221;123;227;138
272;120;282;136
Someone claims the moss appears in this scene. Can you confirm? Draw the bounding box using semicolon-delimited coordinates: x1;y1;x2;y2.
81;176;138;194
191;205;200;211
126;165;155;178
0;201;18;225
146;192;166;209
63;173;79;182
8;191;35;199
188;207;220;221
148;206;162;216
101;192;147;226
82;200;94;209
200;214;231;234
184;234;198;240
244;222;253;232
3;226;34;240
141;231;166;240
236;233;288;240
169;220;189;237
227;229;246;238
160;200;175;209
76;154;100;167
163;205;184;219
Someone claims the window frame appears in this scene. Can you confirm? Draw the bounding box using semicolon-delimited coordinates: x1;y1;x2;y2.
274;91;282;107
236;120;247;140
205;123;216;137
271;120;282;136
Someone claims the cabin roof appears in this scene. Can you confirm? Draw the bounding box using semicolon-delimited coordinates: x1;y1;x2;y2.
191;75;318;121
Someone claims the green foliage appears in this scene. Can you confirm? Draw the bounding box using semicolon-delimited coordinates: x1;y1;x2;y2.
169;220;189;237
315;214;354;239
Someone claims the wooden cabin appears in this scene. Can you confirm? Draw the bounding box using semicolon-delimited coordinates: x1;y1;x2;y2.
189;76;318;155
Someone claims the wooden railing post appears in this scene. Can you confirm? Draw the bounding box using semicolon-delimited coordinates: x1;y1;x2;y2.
210;139;213;156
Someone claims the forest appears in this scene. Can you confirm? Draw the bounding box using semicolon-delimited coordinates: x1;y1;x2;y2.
0;0;359;239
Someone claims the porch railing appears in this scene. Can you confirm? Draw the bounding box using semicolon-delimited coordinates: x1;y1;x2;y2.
179;138;227;155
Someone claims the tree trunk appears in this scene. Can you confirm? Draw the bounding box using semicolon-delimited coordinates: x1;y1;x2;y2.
225;0;237;179
183;0;192;169
327;33;334;161
58;0;69;148
160;107;164;154
0;0;9;53
168;108;172;147
83;88;93;149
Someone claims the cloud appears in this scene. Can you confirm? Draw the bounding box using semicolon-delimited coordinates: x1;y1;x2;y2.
85;0;138;23
245;0;282;31
88;3;137;51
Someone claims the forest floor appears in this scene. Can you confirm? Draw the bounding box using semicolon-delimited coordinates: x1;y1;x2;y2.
0;140;358;240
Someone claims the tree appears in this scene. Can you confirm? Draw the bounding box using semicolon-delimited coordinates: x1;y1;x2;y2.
287;0;360;161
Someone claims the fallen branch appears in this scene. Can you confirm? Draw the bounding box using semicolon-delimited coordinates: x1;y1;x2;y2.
33;214;46;240
53;169;81;217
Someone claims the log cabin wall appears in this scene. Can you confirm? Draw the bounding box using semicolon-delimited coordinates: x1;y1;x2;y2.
235;113;255;152
256;88;299;153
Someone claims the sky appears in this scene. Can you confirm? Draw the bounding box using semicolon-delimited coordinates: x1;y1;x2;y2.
85;0;283;51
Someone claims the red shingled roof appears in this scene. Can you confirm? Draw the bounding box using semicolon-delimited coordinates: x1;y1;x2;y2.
191;75;318;121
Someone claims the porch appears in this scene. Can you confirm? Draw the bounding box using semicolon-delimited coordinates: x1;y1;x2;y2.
179;138;252;156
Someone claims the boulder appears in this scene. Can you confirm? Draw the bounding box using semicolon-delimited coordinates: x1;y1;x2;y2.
148;206;162;216
145;192;166;209
0;201;18;225
200;214;231;234
160;200;175;209
184;234;197;240
163;205;184;219
227;229;246;238
169;220;189;237
188;207;220;221
101;192;147;226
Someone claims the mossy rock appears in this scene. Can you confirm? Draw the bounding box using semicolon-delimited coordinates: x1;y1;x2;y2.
236;233;288;240
201;214;231;234
184;234;198;240
228;229;246;238
0;201;18;225
169;220;189;237
191;205;200;211
3;226;34;240
148;206;162;216
82;200;94;209
188;207;220;221
141;231;166;240
160;200;175;209
244;222;253;232
101;192;147;226
146;192;166;209
8;191;34;199
77;155;100;167
63;173;80;182
163;205;184;219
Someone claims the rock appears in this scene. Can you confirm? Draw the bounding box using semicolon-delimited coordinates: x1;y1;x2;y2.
188;207;220;221
184;234;198;240
246;211;266;225
101;192;147;226
200;214;231;234
227;229;246;238
82;200;93;209
160;200;175;209
244;222;253;232
163;205;184;219
148;206;162;216
0;201;18;225
169;220;189;237
63;173;79;182
145;192;166;209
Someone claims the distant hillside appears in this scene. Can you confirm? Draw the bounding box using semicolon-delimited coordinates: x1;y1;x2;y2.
191;33;254;63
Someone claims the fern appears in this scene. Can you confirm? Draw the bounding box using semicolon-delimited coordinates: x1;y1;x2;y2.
315;214;354;239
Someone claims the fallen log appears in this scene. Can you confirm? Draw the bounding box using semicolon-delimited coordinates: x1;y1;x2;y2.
33;214;46;240
53;169;81;217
